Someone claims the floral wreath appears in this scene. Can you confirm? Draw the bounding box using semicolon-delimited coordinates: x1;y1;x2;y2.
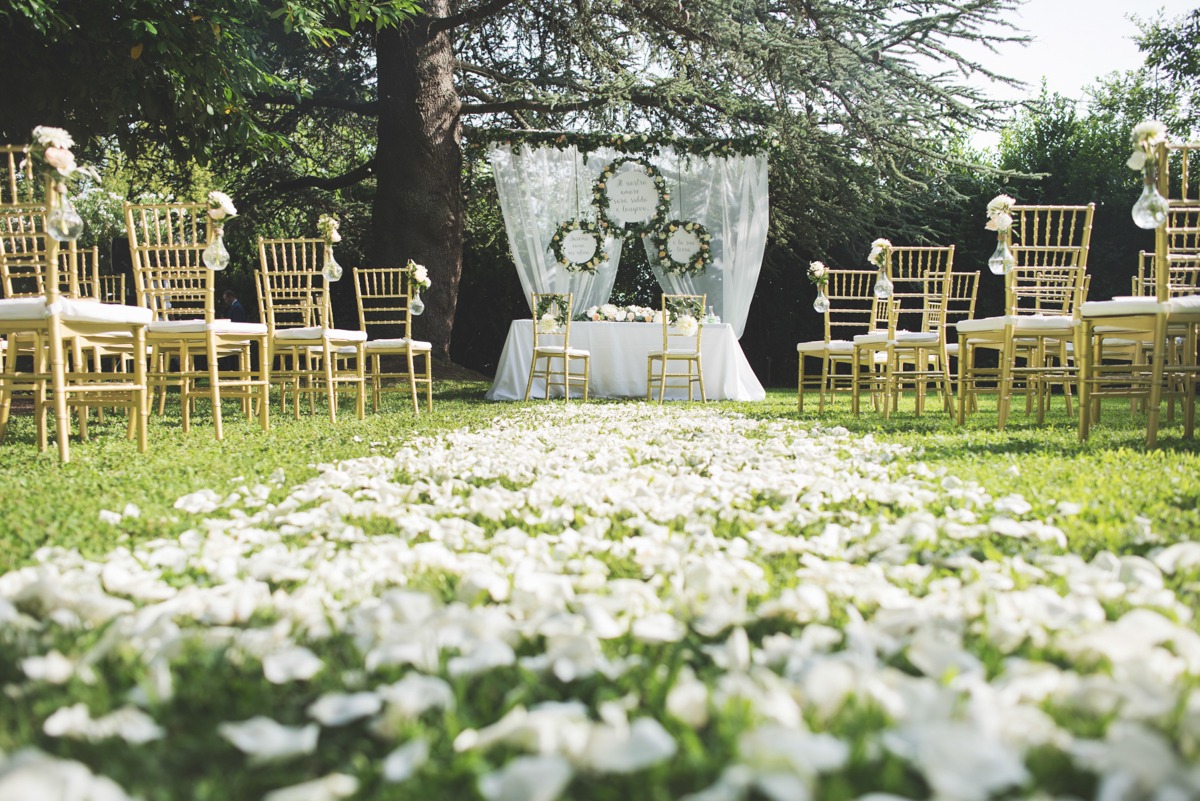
549;217;609;273
650;219;712;276
593;157;670;237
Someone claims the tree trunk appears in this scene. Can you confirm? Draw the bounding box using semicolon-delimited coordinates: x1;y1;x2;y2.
373;3;462;361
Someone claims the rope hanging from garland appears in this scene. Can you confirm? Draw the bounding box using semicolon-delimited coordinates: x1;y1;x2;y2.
593;157;671;237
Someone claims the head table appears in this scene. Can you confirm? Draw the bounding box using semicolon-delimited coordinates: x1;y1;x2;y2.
485;320;766;401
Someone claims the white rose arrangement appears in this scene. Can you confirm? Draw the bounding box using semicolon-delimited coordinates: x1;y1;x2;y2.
868;238;892;270
1127;119;1168;171
25;125;98;182
406;259;431;289
984;194;1015;232
807;260;828;287
207;190;238;221
317;214;341;244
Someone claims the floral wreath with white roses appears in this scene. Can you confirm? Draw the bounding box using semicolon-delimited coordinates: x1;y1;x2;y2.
549;217;610;274
592;157;671;237
650;219;712;276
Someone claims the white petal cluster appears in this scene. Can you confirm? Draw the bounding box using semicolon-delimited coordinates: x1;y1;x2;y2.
0;404;1196;799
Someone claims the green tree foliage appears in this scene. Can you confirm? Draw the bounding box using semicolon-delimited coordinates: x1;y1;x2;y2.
1138;7;1200;135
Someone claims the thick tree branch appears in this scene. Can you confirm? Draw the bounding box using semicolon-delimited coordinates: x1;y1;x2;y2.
428;0;518;34
270;159;375;193
256;94;379;115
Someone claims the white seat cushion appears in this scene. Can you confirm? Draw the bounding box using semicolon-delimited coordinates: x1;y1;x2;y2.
796;339;847;354
0;297;153;325
1166;295;1200;314
536;345;590;357
853;331;891;346
1081;297;1162;317
957;315;1075;334
364;337;433;352
894;331;939;345
274;326;368;342
956;316;1007;334
148;319;268;335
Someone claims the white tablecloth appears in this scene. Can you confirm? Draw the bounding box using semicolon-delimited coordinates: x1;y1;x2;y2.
486;320;766;401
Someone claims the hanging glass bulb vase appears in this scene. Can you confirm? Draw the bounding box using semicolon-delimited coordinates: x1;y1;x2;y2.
46;182;84;242
322;243;343;282
203;223;230;270
987;232;1016;275
812;285;830;313
873;269;893;300
1131;162;1169;230
409;289;426;316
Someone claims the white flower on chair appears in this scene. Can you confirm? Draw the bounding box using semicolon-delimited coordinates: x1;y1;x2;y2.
207;191;238;221
675;314;699;337
1127;119;1168;170
536;313;561;334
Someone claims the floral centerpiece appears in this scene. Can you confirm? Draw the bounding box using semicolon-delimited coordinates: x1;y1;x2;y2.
583;304;657;323
984;194;1016;275
808;260;830;313
25;126;97;242
868;238;893;299
406;259;430;316
1128;119;1170;229
315;213;343;282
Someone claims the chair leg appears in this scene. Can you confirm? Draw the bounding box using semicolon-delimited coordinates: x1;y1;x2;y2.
525;354;538;402
1146;316;1170;448
208;336;224;441
407;349;418;414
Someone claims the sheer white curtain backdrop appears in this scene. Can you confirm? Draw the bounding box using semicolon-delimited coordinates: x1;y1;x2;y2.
489;143;768;336
643;150;769;338
489;143;623;314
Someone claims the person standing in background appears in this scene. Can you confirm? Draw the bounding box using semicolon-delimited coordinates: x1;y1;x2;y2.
222;289;246;323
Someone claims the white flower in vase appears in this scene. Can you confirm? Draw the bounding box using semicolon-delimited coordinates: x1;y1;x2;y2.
317;214;342;243
807;260;828;286
406;259;431;289
984;195;1016;231
1127;119;1168;170
868;238;892;269
207;190;238;220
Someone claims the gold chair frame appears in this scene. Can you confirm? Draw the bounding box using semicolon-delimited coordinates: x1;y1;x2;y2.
258;237;366;422
647;293;705;402
126;201;270;439
525;292;590;401
352;266;433;413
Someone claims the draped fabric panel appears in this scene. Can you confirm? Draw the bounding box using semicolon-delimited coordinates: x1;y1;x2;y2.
489;143;768;336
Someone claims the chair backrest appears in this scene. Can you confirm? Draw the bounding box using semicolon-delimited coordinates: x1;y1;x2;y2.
353;266;416;340
890;245;954;335
96;273;127;304
1152;143;1200;300
530;292;573;351
660;293;705;353
125;201;214;322
819;268;894;343
1004;203;1095;318
0;145;37;208
258;237;335;331
0;205;95;300
945;270;980;326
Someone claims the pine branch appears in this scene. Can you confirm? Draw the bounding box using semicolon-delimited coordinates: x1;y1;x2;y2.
269;159;376;193
429;0;519;34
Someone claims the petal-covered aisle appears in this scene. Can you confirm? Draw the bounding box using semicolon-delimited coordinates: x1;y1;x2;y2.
1;404;1197;800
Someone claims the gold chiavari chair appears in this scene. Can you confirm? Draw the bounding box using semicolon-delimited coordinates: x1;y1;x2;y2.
1078;144;1200;446
126;201;270;439
851;246;954;417
525;292;590;401
258;237;366;422
956;203;1095;429
0;180;151;462
352;266;433;413
647;293;705;402
797;269;892;413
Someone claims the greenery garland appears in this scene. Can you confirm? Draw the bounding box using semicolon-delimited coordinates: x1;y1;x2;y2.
468;128;775;160
650;219;712;276
593;157;670;237
549;217;609;273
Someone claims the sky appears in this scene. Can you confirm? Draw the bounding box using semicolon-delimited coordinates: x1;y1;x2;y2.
963;0;1196;145
967;0;1196;103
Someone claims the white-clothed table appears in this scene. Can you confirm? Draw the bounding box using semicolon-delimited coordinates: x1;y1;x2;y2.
485;320;766;401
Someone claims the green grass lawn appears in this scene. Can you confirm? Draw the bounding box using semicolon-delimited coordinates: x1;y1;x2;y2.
3;384;1196;572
